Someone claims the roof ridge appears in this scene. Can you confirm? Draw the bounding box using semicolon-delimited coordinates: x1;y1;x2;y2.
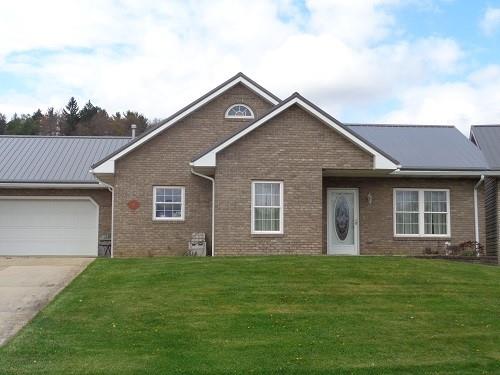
0;135;131;139
345;123;455;128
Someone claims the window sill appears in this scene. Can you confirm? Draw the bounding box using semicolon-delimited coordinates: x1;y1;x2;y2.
224;117;253;122
152;219;185;223
393;236;451;241
251;233;284;238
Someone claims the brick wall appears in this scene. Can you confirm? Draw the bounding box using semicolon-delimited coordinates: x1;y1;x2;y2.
484;177;498;257
214;104;373;255
0;188;112;238
112;83;274;256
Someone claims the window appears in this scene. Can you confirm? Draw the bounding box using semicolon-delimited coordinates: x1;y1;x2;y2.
153;186;185;221
225;104;254;119
252;181;283;234
394;189;450;237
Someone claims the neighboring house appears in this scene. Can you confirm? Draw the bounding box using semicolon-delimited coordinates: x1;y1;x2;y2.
0;73;493;258
470;125;500;257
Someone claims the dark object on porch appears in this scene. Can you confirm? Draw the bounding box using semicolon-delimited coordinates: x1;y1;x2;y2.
98;234;112;257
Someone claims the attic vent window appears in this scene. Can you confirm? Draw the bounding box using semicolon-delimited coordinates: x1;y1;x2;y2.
225;104;254;119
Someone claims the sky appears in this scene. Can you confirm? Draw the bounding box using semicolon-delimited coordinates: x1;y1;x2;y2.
1;0;500;134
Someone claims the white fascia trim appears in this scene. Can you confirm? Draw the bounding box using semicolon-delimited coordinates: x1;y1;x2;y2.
391;170;489;177
191;97;398;170
91;76;280;175
0;183;105;189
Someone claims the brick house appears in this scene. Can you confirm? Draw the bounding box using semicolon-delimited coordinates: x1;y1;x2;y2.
0;73;496;258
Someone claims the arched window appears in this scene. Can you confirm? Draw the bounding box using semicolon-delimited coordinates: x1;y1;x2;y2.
225;104;254;119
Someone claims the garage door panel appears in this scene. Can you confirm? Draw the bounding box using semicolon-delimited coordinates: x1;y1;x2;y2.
0;198;98;256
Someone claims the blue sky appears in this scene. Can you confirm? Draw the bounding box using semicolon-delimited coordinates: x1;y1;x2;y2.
1;0;500;133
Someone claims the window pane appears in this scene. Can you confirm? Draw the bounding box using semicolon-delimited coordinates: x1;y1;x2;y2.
396;212;419;234
424;191;447;212
396;191;418;212
155;188;183;219
227;104;252;117
254;183;280;207
254;207;280;232
424;213;447;235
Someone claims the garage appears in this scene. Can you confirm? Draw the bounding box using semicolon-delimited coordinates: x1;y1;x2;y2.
0;197;99;256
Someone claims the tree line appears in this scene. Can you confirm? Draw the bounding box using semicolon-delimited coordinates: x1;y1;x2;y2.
0;97;154;136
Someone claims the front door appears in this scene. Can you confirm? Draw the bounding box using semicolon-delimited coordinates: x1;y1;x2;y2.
327;189;359;255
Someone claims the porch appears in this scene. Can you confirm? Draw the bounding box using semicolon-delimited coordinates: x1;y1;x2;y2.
322;171;484;257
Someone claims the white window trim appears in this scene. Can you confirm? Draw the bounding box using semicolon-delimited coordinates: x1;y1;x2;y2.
393;188;451;238
153;186;185;221
251;181;284;235
225;104;254;119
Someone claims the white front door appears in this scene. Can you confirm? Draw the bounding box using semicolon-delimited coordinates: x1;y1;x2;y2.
327;189;359;255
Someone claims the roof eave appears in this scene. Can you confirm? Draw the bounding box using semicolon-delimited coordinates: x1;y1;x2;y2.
391;169;490;177
0;182;105;189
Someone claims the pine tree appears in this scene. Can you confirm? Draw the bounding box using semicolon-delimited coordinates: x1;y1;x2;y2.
79;101;99;123
0;113;6;135
62;97;80;135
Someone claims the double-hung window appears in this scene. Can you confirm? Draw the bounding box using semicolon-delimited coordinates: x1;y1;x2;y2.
394;189;450;237
252;181;283;234
153;186;185;221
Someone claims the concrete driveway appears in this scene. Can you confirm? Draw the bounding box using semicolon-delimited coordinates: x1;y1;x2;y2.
0;257;94;346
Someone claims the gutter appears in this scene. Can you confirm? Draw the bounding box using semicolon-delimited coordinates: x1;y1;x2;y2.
474;175;485;245
0;182;105;189
190;168;215;256
94;177;115;258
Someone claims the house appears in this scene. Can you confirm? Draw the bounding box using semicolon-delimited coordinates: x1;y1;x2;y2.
470;125;500;258
0;73;493;258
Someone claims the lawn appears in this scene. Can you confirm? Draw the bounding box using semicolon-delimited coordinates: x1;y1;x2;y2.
1;257;500;374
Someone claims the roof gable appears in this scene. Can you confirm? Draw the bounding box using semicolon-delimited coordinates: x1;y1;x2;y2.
91;73;281;174
191;93;399;170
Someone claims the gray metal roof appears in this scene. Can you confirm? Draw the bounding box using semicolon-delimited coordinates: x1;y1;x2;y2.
0;136;130;183
470;125;500;170
346;124;489;170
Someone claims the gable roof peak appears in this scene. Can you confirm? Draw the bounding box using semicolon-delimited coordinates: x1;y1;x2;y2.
191;92;400;170
91;72;281;173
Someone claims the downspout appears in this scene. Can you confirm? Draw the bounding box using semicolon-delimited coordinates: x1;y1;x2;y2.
94;176;115;258
190;168;215;256
474;175;485;245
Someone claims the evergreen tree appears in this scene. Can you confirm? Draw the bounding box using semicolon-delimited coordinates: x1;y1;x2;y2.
62;97;80;135
32;109;43;122
0;113;6;135
6;113;39;135
79;101;100;123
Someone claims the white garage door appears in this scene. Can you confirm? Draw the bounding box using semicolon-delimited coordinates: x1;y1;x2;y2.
0;198;98;256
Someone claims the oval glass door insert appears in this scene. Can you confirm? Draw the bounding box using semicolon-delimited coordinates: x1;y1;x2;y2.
335;195;350;241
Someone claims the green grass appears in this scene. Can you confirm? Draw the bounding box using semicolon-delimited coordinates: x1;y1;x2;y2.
1;257;500;374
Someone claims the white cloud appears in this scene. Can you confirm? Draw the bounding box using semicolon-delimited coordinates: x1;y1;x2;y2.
0;0;498;135
381;65;500;133
481;7;500;35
